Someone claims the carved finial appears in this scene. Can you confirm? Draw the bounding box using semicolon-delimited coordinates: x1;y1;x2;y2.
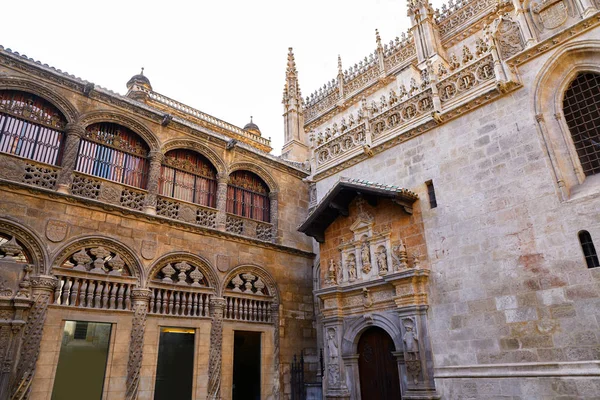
140;67;144;76
375;29;382;50
287;47;297;75
337;55;343;75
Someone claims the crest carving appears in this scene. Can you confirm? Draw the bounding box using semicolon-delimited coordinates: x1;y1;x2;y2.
140;240;156;260
45;220;68;243
532;0;573;31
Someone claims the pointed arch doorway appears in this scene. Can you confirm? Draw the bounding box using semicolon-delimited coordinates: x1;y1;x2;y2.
357;326;402;400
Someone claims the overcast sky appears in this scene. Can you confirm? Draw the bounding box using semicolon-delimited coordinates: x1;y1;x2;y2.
1;0;445;155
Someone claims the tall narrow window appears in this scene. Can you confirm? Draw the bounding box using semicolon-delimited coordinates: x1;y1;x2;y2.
227;171;270;222
0;90;66;165
563;73;600;176
75;123;149;189
426;180;437;209
51;321;112;400
159;149;217;207
579;230;599;268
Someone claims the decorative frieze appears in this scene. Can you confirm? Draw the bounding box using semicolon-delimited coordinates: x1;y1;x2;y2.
70;174;101;199
22;163;58;189
156;196;217;229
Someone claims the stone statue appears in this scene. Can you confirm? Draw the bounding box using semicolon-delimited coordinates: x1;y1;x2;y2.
361;242;371;273
347;255;357;282
377;247;388;274
403;318;419;360
327;328;339;359
327;259;337;285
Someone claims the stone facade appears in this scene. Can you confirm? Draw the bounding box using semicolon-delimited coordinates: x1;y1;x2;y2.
288;0;600;399
0;42;316;400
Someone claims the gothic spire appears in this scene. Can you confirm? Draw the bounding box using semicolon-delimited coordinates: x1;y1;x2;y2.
337;55;343;76
283;47;301;104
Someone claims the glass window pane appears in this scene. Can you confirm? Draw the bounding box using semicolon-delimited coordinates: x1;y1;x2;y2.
51;321;112;400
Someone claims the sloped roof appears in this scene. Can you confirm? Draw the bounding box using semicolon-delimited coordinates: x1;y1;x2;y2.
298;177;418;243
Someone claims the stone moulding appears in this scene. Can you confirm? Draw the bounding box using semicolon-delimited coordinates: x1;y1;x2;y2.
434;360;600;378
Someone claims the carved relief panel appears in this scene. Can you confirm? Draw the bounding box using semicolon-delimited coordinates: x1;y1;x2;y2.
531;0;577;33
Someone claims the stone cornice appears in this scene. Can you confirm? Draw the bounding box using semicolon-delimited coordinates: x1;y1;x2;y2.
0;180;315;259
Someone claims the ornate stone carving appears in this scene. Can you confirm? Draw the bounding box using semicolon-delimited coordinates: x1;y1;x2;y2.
99;182;122;204
207;298;226;400
178;205;196;223
11;276;57;400
346;254;357;282
22;163;58;189
403;317;421;385
362;287;373;308
45;220;68;243
216;254;230;273
120;189;145;211
326;327;340;386
360;242;371;274
376;245;388;275
326;259;338;286
227;273;268;295
140;240;156;260
61;246;131;276
0;237;24;261
226;215;244;235
70;175;101;199
56;125;84;190
532;0;571;31
494;15;525;59
125;288;151;400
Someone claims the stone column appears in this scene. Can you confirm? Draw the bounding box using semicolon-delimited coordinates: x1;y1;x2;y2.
323;322;350;400
11;275;57;400
125;288;151;400
143;152;164;215
215;174;229;231
269;192;279;243
56;123;85;194
535;114;568;200
207;297;226;400
271;303;281;400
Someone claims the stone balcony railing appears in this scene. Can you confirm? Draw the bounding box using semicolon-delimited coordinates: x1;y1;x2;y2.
0;153;277;243
223;292;274;323
148;284;212;318
53;269;138;311
145;90;272;152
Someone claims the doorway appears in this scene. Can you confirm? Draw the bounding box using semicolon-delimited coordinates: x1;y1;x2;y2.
358;326;401;400
232;331;261;400
154;327;195;400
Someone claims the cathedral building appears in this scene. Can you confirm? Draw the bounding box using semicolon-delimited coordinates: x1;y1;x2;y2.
0;0;599;399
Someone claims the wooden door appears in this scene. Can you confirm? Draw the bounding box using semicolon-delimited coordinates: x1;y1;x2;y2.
358;327;402;400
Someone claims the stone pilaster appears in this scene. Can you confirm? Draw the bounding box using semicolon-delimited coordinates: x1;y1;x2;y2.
142;152;164;215
271;303;281;400
577;0;597;17
11;275;57;400
511;0;537;46
407;0;446;66
125;288;151;400
56;123;85;194
215;174;229;231
269;192;279;243
207;297;226;400
323;321;350;400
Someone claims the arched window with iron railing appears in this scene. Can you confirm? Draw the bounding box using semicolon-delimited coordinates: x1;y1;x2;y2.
227;171;270;222
159;149;217;208
0;90;67;165
563;72;600;177
75;123;149;189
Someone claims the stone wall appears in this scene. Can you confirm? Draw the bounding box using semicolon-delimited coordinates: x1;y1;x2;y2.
313;29;600;398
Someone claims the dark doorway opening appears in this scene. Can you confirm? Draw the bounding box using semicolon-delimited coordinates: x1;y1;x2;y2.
233;331;261;400
154;327;195;400
358;326;402;400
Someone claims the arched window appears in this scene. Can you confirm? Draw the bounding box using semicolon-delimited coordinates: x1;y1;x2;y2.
75;123;149;189
579;230;599;268
563;72;600;176
227;171;270;222
0;90;66;165
159;149;217;208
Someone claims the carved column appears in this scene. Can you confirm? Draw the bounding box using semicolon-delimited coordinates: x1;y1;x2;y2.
535;114;569;200
143;152;164;215
207;297;226;400
271;303;281;400
269;192;279;243
215;174;229;231
56;123;85;194
11;275;57;400
125;288;151;400
323;320;350;400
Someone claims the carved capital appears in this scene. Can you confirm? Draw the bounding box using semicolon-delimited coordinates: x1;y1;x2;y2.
217;173;229;184
148;151;164;164
131;288;152;303
30;276;57;292
268;191;279;200
64;122;86;137
535;113;545;123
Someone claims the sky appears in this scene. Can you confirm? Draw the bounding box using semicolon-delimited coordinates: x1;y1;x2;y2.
0;0;446;155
